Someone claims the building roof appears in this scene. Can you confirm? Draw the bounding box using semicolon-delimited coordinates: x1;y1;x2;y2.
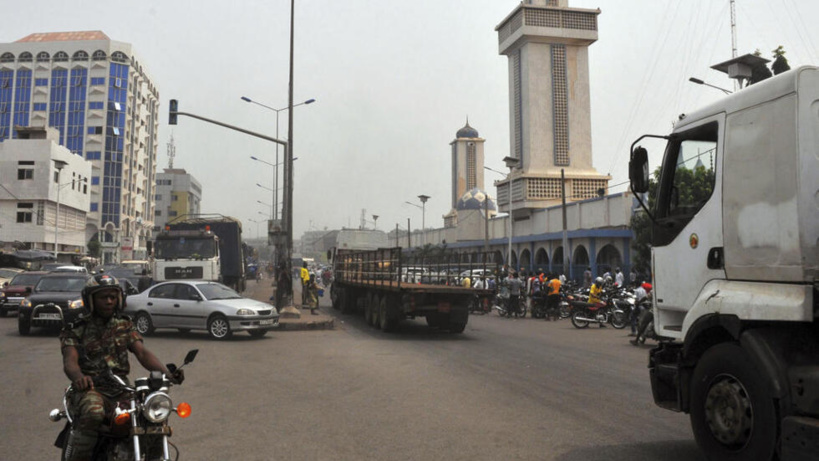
456;120;479;139
456;188;497;211
15;31;110;43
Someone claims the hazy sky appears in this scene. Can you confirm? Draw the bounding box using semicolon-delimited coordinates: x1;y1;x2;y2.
3;0;818;239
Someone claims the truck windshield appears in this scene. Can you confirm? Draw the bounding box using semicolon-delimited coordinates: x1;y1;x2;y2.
154;237;218;260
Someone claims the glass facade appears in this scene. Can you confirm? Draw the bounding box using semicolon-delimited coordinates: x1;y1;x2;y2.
48;68;68;144
13;69;32;137
66;67;87;154
0;69;11;140
102;62;128;227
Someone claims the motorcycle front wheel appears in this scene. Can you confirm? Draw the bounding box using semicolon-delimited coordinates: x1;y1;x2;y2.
610;310;628;329
559;303;571;319
570;309;590;329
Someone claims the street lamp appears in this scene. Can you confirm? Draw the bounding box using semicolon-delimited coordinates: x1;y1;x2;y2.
372;215;379;230
404;195;430;245
53;159;68;259
241;97;315;222
688;77;732;95
502;157;519;268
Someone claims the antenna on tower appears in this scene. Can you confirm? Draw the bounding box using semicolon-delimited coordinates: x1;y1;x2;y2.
167;133;176;169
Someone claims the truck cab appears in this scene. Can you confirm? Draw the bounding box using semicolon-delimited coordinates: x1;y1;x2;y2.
151;228;221;284
629;66;818;460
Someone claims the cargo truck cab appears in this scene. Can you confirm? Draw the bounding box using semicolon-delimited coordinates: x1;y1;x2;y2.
629;66;819;460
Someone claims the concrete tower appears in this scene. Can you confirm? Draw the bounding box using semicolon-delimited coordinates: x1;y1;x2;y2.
495;0;610;216
444;120;497;228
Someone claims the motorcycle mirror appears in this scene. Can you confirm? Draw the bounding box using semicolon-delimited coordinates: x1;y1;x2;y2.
183;349;198;365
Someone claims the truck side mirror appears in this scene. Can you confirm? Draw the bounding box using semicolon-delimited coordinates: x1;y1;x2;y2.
630;146;650;193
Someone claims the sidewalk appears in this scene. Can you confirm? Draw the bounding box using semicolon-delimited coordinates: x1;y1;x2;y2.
243;277;334;331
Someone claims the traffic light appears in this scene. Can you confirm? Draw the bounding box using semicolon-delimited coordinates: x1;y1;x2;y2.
169;99;178;125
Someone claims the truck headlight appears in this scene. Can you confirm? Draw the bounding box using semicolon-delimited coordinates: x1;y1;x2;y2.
68;299;84;309
144;392;173;423
236;309;256;316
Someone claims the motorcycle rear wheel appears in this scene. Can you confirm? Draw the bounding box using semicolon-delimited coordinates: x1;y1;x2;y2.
570;310;590;329
610;310;628;329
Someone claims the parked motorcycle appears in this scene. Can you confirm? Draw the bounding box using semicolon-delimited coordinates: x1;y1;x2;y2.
492;288;526;318
468;294;491;315
569;290;627;329
51;349;198;461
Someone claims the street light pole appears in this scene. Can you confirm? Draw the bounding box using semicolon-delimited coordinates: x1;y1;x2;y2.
53;160;68;259
502;156;519;269
417;195;430;245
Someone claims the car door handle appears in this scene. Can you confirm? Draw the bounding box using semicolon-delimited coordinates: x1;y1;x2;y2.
147;302;153;306
174;304;180;308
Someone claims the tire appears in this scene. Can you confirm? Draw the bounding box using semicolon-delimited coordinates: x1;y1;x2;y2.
208;315;232;340
610;310;628;329
370;294;381;328
248;330;267;338
134;312;154;335
364;294;374;325
689;343;778;461
570;309;590;329
426;314;443;329
18;315;30;336
559;303;571;319
378;296;397;332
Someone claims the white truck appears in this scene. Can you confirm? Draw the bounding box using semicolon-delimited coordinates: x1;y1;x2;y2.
629;66;818;460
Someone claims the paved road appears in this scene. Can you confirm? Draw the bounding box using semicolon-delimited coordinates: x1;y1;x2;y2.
0;298;703;460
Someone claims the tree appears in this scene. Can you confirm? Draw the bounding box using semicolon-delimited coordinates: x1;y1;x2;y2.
748;46;791;85
630;164;714;274
87;237;101;258
771;45;790;75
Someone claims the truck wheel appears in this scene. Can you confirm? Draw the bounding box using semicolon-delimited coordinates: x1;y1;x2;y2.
426;314;442;329
364;293;374;325
135;312;155;335
208;315;233;340
689;343;777;461
379;296;396;332
341;290;355;315
370;294;381;328
18;315;30;336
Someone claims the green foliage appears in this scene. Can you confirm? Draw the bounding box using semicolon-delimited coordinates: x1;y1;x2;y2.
87;239;101;258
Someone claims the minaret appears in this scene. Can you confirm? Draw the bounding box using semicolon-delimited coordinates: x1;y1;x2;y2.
450;119;485;208
495;0;610;215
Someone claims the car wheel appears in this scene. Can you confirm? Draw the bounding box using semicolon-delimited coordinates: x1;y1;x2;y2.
690;343;778;461
208;315;232;340
248;329;267;338
18;315;30;336
135;312;154;335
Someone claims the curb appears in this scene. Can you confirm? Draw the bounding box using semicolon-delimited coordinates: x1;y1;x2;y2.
278;318;335;331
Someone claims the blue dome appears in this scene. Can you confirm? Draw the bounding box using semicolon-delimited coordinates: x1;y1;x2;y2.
456;121;479;138
457;188;497;211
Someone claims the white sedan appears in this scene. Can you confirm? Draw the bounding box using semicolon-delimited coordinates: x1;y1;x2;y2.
124;281;279;339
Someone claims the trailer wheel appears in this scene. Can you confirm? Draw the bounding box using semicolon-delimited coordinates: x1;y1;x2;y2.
689;343;777;461
370;294;381;328
426;314;443;329
364;293;375;326
341;289;355;315
379;296;397;332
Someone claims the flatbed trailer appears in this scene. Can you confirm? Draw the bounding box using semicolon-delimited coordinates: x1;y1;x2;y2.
329;247;495;333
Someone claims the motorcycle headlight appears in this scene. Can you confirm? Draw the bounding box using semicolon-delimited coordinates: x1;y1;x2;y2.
236;308;256;316
68;299;84;309
144;392;173;423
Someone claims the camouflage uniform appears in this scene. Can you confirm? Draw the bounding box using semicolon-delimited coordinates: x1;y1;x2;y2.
59;315;142;460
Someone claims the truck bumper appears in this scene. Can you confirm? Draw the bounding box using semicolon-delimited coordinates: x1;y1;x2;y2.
648;341;688;412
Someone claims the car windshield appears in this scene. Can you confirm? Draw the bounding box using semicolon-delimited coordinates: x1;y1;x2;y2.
196;283;242;300
0;269;21;279
9;273;42;286
35;277;87;292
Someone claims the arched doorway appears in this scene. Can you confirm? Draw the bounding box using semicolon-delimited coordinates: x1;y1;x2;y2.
552;247;564;278
572;245;590;281
519;249;531;274
596;244;622;277
534;247;549;272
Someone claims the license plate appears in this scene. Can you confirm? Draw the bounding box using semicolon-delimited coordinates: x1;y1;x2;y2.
259;318;276;326
37;313;61;320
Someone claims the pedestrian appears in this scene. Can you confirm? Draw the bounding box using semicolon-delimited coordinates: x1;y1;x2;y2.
505;271;523;317
615;267;624;287
558;272;566;284
462;274;472;288
545;273;562;320
473;275;486;290
583;267;592;289
299;262;310;307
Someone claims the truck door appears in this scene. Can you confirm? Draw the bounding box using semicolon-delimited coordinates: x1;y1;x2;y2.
652;118;726;339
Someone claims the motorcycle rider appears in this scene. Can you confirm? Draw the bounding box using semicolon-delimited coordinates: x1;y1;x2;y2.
60;274;179;461
589;276;606;328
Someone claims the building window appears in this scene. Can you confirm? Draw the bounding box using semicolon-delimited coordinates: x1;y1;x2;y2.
72;50;89;61
92;50;107;61
16;203;33;223
92;176;100;185
155;194;162;201
155;210;162;216
36;201;44;225
168;210;178;217
53;51;69;62
90;77;105;86
88;101;104;110
171;194;178;202
86;151;101;160
17;161;34;180
35;78;48;86
33;103;47;111
18;52;32;63
87;126;102;135
90;203;98;212
0;53;14;63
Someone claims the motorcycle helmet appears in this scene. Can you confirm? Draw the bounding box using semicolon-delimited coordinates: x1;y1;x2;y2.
594;276;604;286
81;273;124;313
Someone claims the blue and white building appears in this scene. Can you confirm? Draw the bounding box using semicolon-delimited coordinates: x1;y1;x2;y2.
0;31;160;263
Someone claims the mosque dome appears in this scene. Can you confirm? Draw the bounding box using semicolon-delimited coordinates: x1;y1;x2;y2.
456;120;479;139
456;188;497;212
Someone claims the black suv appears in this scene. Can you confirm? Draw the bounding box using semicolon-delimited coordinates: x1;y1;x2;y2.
18;273;91;335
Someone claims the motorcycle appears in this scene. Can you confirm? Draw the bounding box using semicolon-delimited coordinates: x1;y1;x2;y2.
468;293;491;315
569;290;628;329
491;288;526;318
51;349;198;461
